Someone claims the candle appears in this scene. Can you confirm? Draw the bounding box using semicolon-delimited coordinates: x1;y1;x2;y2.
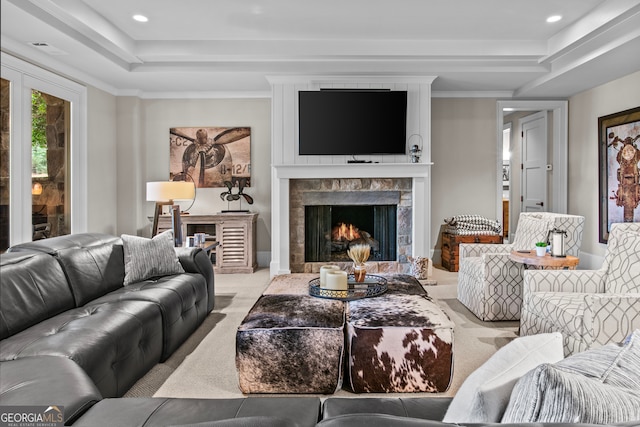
320;265;340;286
324;270;348;290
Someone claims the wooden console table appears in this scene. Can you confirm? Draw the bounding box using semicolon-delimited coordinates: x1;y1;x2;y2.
158;213;258;274
509;250;579;270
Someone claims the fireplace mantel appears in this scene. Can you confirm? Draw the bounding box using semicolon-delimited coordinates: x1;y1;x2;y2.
274;163;433;179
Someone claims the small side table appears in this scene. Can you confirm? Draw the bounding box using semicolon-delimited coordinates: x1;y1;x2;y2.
509;250;579;270
201;241;219;256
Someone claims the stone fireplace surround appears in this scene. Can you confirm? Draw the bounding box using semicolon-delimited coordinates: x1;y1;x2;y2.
290;178;412;274
271;163;432;276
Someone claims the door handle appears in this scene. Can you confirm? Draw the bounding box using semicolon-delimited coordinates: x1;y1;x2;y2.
536;202;544;206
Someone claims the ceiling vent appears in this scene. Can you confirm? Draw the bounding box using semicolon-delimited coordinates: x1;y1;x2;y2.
29;42;68;55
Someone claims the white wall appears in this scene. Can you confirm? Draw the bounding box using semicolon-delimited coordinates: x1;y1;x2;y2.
114;97;272;264
568;70;640;269
115;96;144;236
86;87;118;235
431;98;497;261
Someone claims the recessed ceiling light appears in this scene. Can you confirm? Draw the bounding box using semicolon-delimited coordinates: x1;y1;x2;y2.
546;15;562;23
133;14;148;22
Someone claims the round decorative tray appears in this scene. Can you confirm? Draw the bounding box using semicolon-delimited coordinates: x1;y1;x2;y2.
308;274;388;301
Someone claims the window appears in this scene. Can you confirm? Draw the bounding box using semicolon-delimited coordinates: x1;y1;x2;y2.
0;53;87;251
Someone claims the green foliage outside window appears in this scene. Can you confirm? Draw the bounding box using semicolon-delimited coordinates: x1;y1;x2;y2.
32;90;47;175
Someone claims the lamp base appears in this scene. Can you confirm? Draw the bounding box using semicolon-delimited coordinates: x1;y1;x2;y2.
170;205;183;247
152;201;173;237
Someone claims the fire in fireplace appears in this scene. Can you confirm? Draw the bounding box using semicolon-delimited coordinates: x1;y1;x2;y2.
331;222;380;258
305;204;396;263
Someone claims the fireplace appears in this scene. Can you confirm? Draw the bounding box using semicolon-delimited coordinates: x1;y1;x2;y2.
305;204;397;263
289;178;413;273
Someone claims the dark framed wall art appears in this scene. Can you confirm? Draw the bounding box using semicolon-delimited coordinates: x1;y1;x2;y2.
598;106;640;243
169;127;251;188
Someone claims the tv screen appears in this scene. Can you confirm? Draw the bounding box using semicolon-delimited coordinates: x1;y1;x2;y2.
298;90;407;156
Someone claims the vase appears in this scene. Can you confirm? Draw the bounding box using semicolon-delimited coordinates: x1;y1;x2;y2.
535;246;546;256
353;263;366;282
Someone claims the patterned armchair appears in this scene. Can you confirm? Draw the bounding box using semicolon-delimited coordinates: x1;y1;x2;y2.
520;222;640;356
457;212;585;321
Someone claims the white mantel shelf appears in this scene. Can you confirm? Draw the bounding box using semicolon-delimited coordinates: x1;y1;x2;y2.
274;163;434;179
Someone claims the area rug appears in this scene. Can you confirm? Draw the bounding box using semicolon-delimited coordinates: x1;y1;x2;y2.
125;267;518;399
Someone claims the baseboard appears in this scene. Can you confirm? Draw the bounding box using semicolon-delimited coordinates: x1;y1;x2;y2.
257;251;271;268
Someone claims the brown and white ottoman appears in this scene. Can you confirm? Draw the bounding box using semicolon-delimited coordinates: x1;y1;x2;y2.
346;279;454;393
236;294;345;394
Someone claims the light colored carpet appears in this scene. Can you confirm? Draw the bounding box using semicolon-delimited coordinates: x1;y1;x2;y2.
124;266;518;399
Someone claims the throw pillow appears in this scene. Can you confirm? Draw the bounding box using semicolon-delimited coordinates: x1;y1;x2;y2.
512;215;552;251
502;329;640;424
501;364;640;424
122;230;184;285
554;329;640;389
442;332;563;423
604;230;640;293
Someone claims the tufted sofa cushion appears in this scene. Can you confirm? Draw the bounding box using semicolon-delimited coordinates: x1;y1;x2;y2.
88;272;208;360
8;233;125;306
56;242;126;306
73;397;321;427
0;252;75;339
0;300;163;397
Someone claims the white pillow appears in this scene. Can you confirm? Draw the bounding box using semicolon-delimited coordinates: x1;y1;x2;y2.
442;332;564;423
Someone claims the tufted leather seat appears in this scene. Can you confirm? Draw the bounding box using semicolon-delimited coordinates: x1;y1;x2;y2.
0;270;163;397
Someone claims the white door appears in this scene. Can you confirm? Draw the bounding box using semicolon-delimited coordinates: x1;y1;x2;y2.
521;111;548;212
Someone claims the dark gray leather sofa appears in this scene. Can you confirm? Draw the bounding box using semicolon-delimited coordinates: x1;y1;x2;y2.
318;398;639;426
0;354;321;426
2;233;214;397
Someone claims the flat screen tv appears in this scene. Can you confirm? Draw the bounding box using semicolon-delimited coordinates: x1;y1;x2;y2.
298;90;407;156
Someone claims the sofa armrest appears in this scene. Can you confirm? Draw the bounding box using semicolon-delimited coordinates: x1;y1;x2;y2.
175;247;215;312
522;269;606;298
0;356;102;425
585;293;640;348
459;243;514;258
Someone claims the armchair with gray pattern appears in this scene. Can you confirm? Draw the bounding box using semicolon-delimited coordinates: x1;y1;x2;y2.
457;212;585;321
520;222;640;356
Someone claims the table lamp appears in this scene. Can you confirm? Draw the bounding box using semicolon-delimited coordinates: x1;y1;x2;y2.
146;181;195;246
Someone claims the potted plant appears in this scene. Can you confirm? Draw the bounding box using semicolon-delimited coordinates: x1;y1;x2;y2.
535;241;548;256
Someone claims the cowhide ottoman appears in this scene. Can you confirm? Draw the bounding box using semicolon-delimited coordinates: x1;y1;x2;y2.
236;294;345;394
346;277;454;393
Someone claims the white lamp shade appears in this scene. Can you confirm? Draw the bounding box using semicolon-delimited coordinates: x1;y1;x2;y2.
146;181;195;202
